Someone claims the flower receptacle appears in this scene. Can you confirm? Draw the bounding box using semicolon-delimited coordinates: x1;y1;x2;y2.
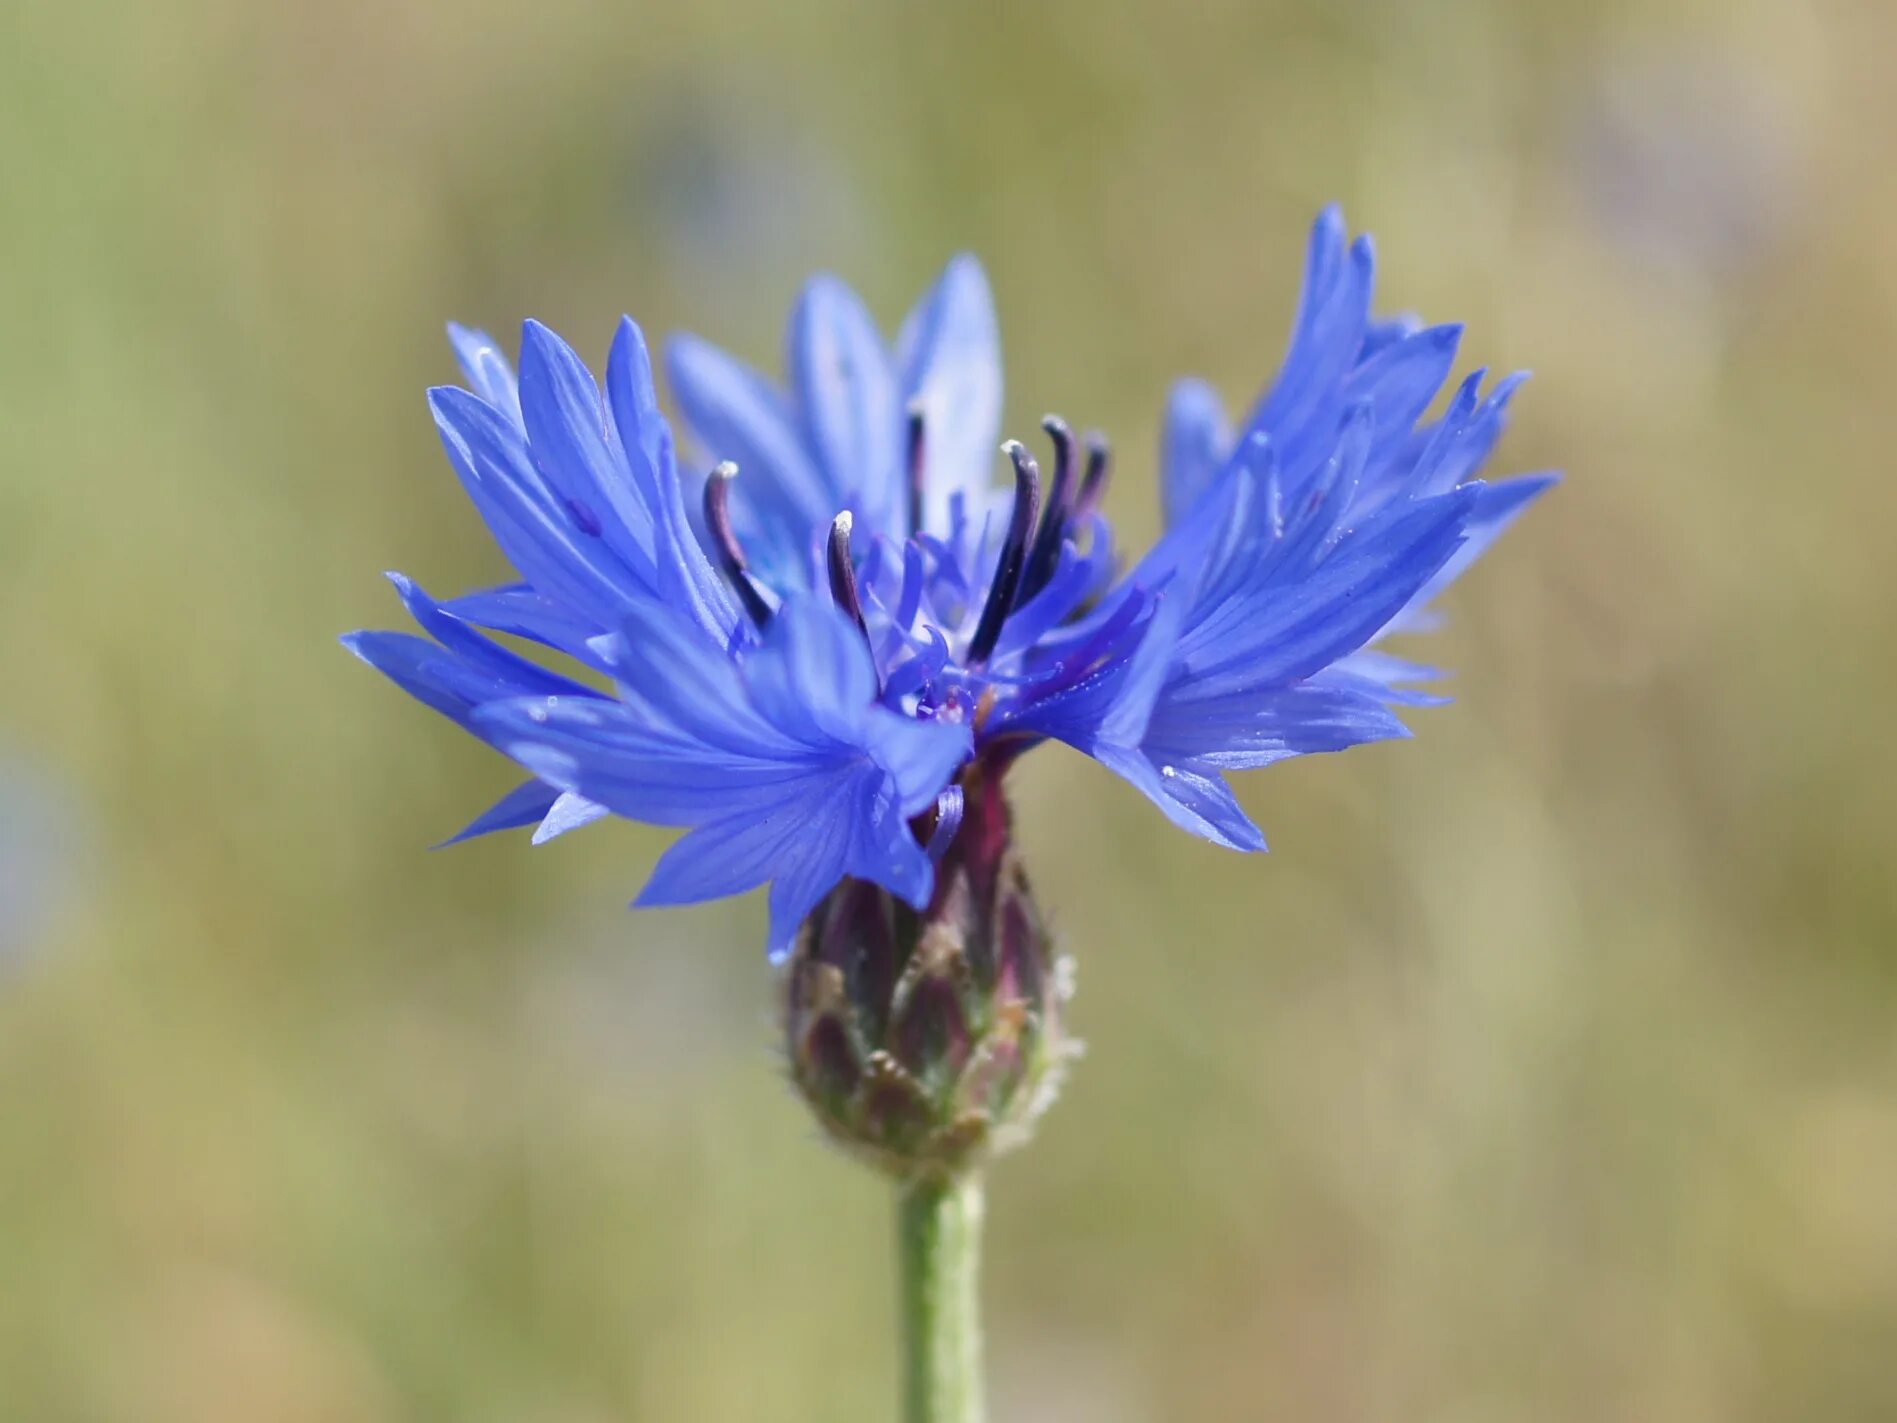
784;772;1078;1179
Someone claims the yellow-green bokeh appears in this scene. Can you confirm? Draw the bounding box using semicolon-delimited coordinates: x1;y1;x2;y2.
3;1;1894;1419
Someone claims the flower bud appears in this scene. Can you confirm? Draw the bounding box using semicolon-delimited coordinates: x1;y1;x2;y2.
784;771;1077;1178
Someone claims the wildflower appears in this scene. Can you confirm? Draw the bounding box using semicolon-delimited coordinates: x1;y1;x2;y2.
345;207;1554;967
346;209;1556;1419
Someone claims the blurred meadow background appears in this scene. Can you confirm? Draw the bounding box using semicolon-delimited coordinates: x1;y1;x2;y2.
3;0;1895;1419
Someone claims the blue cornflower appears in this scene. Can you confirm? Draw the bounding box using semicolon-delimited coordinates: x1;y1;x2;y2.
345;207;1554;958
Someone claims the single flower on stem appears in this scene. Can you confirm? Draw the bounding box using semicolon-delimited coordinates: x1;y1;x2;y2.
344;207;1555;1423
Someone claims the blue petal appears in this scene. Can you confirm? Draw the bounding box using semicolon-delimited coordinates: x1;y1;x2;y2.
608;320;744;646
1241;213;1373;452
468;587;954;956
742;598;969;806
474;696;816;829
342;630;514;725
517;320;657;580
532;789;609;845
860;707;971;815
602;315;667;507
436;779;559;848
429;385;640;628
603;596;792;755
789;275;904;541
1381;472;1558;635
1175;488;1477;693
782;765;935;953
1098;578;1192;751
897;254;1002;532
1329;649;1451;706
439;583;611;669
634;807;783;907
1360;313;1422;361
742;597;879;744
1092;742;1266;852
345;574;604;747
1146;677;1413;768
1266;402;1375;575
1091;676;1413;854
665;332;833;574
1161;378;1231;528
632;760;935;962
1345;323;1462;455
1361;368;1485;509
447;323;522;425
386;573;598;699
1422;372;1531;493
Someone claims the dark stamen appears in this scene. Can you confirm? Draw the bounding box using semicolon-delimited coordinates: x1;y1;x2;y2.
905;400;927;538
827;510;872;643
1016;414;1076;607
703;462;774;628
1075;430;1112;519
966;441;1041;667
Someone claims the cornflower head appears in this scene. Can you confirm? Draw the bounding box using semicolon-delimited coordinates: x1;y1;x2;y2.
345;207;1554;1173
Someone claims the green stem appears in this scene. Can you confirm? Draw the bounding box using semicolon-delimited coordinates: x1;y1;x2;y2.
897;1172;986;1423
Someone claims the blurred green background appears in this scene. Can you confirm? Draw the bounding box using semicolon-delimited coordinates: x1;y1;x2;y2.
4;1;1894;1419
